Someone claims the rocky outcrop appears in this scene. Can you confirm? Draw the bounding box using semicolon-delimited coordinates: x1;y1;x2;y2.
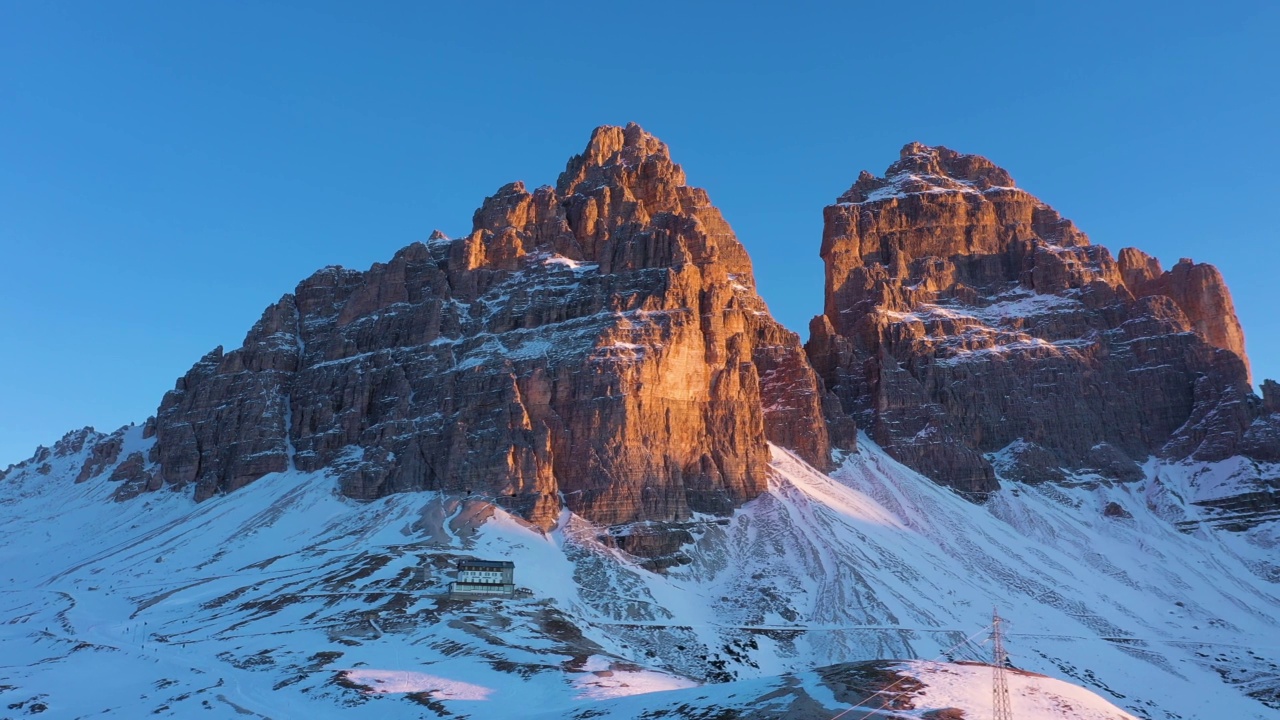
148;124;832;528
1263;380;1280;415
808;142;1275;492
1103;501;1133;519
75;434;123;483
108;452;162;502
1118;249;1250;382
0;425;158;499
17;134;1273;531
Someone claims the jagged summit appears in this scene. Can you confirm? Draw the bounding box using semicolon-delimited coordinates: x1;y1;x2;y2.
819;143;1088;335
11;131;1270;515
809;143;1274;496
839;142;1019;204
3;133;1279;720
556;122;684;195
1118;247;1251;380
127;123;831;533
466;122;753;278
829;142;1249;382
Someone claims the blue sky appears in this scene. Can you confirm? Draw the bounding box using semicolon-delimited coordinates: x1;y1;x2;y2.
2;1;1278;467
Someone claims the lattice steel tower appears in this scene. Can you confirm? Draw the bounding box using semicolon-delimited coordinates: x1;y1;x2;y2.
992;608;1013;720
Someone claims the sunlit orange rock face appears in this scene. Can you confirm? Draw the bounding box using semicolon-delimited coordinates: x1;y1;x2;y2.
807;143;1275;491
149;124;831;529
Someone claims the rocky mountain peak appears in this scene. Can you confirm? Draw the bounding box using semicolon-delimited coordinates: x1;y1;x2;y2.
838;143;1018;204
1264;380;1280;414
891;141;1016;188
556;122;684;196
138;123;831;538
810;143;1272;494
1117;247;1251;381
820;144;1089;339
464;123;752;280
20;132;1272;544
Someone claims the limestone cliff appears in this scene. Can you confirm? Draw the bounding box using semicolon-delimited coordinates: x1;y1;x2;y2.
808;142;1276;493
146;123;831;529
11;134;1274;535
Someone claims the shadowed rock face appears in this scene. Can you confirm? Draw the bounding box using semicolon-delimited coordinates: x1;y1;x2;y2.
808;142;1275;493
148;123;831;528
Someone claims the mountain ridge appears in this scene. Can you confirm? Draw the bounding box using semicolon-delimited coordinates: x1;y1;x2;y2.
130;123;833;535
3;123;1279;718
5;125;1276;520
807;140;1275;500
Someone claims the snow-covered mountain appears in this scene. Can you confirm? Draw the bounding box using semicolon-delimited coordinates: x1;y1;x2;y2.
809;142;1278;498
4;125;1278;719
1;427;1275;718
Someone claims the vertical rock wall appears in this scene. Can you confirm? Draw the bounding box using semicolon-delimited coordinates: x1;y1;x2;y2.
149;124;832;528
808;143;1272;491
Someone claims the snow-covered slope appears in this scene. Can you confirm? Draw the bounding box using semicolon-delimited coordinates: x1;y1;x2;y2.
1;429;1276;718
513;659;1143;719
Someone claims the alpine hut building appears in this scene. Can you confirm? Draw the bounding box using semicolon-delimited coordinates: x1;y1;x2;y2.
449;559;516;598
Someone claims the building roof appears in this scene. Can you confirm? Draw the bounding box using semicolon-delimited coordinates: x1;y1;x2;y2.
457;559;514;569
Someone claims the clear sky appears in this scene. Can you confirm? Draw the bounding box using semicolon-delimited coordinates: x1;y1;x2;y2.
2;1;1278;467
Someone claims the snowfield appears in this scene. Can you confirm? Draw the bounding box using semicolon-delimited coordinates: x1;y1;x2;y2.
0;427;1276;718
896;661;1140;720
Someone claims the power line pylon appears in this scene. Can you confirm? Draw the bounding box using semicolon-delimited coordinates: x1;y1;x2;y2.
992;608;1014;720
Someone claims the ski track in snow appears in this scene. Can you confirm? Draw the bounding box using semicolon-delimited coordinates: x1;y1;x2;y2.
0;427;1276;718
